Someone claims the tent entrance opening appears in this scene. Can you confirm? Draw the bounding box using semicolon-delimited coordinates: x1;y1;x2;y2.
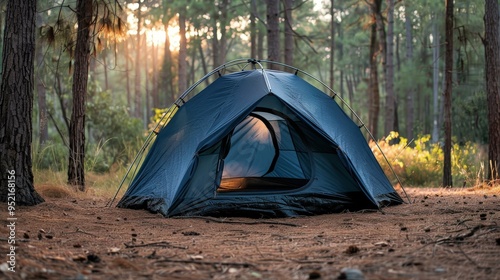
218;111;311;192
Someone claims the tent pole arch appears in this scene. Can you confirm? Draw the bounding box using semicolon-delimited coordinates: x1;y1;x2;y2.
110;58;410;207
110;59;258;206
108;104;178;207
256;59;411;204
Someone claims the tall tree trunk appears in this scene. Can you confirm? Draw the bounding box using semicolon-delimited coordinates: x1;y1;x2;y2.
211;0;228;67
372;0;386;74
178;9;188;94
431;16;440;143
257;3;265;60
329;0;335;90
36;13;48;146
125;38;132;112
144;34;150;126
346;73;355;119
196;37;210;87
250;0;257;59
338;17;344;109
211;14;220;67
284;0;294;66
266;0;280;69
134;1;143;119
395;30;401;72
188;46;197;85
219;0;228;64
102;48;109;91
368;20;380;139
443;0;454;187
484;0;500;180
68;0;93;190
404;4;415;141
152;42;159;109
0;0;44;205
419;35;430;134
161;20;174;105
0;3;4;70
384;0;395;136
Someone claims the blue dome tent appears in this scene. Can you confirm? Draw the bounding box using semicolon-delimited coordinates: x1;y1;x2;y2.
114;59;407;217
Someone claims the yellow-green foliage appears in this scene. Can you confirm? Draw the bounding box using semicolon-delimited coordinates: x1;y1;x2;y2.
148;105;178;133
371;132;486;187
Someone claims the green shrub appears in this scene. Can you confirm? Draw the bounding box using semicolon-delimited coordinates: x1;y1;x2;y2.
33;141;68;171
86;90;144;172
371;132;486;187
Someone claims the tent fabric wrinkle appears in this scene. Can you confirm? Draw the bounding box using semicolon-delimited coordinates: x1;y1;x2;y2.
117;68;403;217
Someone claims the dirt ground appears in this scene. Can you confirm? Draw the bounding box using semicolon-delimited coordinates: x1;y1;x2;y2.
1;186;499;280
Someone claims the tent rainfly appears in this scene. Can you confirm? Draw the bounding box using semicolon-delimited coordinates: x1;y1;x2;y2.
116;60;405;217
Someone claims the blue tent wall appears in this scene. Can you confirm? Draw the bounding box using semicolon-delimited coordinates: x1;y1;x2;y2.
117;70;403;217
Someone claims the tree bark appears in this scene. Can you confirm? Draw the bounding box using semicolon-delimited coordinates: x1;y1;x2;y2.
404;4;415;140
250;0;257;59
484;0;500;180
266;0;280;69
178;8;188;94
125;38;132;112
284;0;294;66
443;0;453;187
151;42;159;109
329;0;335;90
134;1;143;119
210;0;228;67
384;0;395;136
431;16;440;143
68;0;93;190
257;3;265;60
144;34;151;125
35;12;48;146
102;48;109;91
368;18;380;139
211;10;220;67
0;0;44;205
161;19;175;105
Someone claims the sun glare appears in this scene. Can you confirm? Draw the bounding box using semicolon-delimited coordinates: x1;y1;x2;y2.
146;28;166;46
133;24;181;52
167;25;181;52
143;25;181;52
127;3;181;52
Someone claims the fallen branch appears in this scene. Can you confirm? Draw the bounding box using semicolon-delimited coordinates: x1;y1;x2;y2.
455;244;484;269
63;227;97;237
426;224;498;249
124;241;187;250
172;216;301;227
453;224;487;240
154;258;256;268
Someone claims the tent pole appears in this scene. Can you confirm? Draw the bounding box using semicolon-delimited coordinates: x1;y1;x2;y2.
108;133;154;207
108;104;178;207
362;127;412;204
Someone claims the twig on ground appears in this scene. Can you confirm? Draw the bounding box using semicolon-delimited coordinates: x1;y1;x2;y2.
415;223;498;254
124;241;187;249
453;225;486;240
456;219;473;227
63;227;98;237
154;258;256;268
455;244;484;269
172;216;301;227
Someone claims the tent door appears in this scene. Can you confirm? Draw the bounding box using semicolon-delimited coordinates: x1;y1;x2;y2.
217;111;310;192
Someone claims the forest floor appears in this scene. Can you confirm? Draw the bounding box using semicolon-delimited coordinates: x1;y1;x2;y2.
1;185;499;280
